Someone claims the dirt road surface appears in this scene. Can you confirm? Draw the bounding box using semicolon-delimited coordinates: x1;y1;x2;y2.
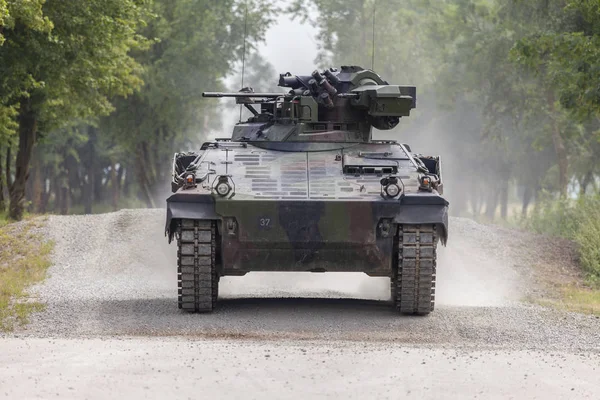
1;209;599;399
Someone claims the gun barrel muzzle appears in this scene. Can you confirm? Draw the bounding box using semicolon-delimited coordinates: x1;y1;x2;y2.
337;92;359;99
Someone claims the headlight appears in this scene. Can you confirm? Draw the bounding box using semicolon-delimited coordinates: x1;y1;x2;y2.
183;174;196;189
385;183;400;197
216;181;231;196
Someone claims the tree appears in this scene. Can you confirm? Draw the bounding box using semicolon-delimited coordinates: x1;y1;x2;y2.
290;0;600;217
0;0;150;219
100;0;278;207
510;0;600;197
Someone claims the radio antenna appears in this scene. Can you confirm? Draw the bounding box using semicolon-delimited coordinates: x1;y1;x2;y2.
371;0;376;70
239;2;248;122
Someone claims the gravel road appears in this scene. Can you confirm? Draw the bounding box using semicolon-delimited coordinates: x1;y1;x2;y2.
2;208;599;399
2;338;599;400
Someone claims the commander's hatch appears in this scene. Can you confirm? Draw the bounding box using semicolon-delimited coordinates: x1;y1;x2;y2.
342;147;408;175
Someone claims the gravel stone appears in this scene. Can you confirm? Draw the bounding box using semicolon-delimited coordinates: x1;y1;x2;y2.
4;208;598;352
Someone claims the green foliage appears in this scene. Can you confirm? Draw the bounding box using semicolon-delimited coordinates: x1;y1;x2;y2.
0;0;151;135
0;0;51;138
525;194;580;237
99;0;278;207
294;0;600;212
295;0;600;282
0;0;279;215
526;195;600;281
572;197;600;282
0;102;17;139
0;0;7;45
0;210;8;228
2;0;52;33
511;0;600;119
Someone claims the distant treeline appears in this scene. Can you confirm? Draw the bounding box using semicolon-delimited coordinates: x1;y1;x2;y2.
1;0;600;222
291;0;600;218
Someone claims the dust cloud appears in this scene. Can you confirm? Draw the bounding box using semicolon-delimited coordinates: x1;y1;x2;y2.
217;220;522;308
159;6;528;308
74;209;522;308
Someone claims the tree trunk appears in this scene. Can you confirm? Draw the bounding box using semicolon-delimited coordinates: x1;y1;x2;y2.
116;163;125;193
58;168;69;215
25;158;34;212
123;167;131;198
521;186;533;218
580;170;593;196
469;189;479;216
9;98;38;220
51;175;61;213
6;146;12;203
0;146;5;212
547;91;568;197
552;124;568;197
110;162;119;211
136;165;156;208
30;150;43;213
135;143;156;208
59;185;69;215
484;188;498;221
93;165;103;205
65;152;80;213
83;126;96;214
499;181;509;220
39;166;50;214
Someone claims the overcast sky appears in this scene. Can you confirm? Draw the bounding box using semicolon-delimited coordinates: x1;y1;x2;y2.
258;10;319;75
217;8;319;136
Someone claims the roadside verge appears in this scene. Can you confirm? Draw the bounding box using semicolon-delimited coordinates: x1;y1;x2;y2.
0;216;53;331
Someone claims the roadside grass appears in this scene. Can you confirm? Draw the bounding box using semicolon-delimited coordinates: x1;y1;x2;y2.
533;285;600;316
519;195;600;316
562;286;600;315
0;211;9;228
0;214;53;331
459;197;600;316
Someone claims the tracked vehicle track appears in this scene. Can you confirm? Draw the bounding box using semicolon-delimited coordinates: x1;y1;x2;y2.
392;224;437;315
177;220;218;312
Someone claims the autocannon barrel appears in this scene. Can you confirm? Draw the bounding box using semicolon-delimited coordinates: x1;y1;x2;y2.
202;92;287;98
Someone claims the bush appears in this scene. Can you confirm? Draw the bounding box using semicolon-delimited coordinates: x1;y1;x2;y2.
525;194;600;282
525;194;580;237
572;200;600;282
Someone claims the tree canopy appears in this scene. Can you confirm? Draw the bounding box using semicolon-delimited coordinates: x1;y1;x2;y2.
290;0;600;217
0;0;277;217
1;0;599;222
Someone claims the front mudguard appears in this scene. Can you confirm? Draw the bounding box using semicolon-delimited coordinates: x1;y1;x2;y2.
396;193;449;245
165;193;219;242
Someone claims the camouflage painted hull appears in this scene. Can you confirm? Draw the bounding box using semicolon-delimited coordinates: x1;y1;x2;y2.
166;142;448;277
170;67;448;314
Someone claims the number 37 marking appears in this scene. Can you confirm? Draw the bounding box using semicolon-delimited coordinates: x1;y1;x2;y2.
259;218;271;228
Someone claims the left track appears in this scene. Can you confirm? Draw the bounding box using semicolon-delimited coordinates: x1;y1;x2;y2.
177;219;218;312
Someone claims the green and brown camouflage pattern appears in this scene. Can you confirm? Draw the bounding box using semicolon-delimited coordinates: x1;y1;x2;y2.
166;66;448;278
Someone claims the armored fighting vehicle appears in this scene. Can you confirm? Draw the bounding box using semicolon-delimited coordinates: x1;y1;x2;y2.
166;66;448;315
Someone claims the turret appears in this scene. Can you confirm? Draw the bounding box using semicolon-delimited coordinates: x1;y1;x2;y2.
202;66;416;143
